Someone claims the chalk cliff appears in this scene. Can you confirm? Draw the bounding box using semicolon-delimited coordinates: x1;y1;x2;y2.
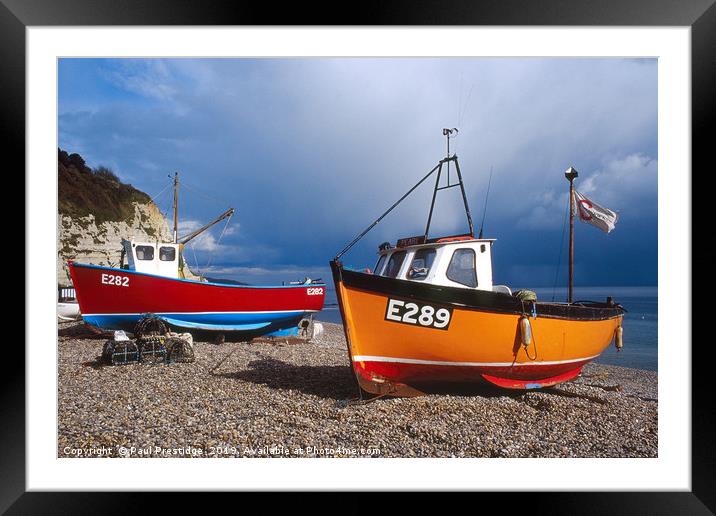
57;149;197;286
57;203;174;286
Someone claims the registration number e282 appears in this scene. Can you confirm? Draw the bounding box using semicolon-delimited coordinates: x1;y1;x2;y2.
384;299;452;330
307;287;324;296
101;273;129;287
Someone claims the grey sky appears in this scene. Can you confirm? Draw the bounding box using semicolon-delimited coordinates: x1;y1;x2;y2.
59;57;657;288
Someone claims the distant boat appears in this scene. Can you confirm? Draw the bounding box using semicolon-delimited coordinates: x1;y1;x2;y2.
70;172;325;336
330;129;625;396
58;302;80;321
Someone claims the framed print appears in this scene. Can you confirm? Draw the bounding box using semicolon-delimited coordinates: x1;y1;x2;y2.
6;0;711;512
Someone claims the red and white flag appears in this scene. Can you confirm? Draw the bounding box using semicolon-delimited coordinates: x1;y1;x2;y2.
574;190;619;233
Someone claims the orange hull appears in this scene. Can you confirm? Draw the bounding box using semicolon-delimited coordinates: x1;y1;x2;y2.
331;263;624;396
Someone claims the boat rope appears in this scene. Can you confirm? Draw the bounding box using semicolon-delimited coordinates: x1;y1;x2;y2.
478;165;493;239
149;179;176;223
204;211;233;271
344;391;390;406
524;327;538;361
149;180;172;204
189;241;201;276
209;347;238;375
335;161;443;260
179;180;233;209
551;202;570;302
545;387;609;405
344;383;401;406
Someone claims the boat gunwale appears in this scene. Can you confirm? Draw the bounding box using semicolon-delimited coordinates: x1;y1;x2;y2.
331;261;624;322
69;261;326;290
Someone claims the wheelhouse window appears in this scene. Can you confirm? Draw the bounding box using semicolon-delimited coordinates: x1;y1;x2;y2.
135;245;155;261
382;251;407;278
159;246;176;262
373;254;387;275
446;248;477;287
407;248;436;280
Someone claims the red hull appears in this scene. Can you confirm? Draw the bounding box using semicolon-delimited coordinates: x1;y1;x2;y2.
354;358;591;391
69;262;326;332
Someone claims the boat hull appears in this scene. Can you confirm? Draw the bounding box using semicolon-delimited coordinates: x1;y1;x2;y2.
331;261;624;395
57;301;81;321
69;262;326;334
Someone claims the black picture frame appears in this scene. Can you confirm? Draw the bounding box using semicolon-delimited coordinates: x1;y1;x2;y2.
7;0;709;512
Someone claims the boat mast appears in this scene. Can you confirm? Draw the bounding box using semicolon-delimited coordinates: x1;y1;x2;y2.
445;127;454;183
167;169;236;256
334;129;474;261
173;172;179;243
424;128;474;239
565;166;578;304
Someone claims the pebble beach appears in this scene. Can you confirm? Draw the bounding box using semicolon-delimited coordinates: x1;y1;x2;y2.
58;320;657;458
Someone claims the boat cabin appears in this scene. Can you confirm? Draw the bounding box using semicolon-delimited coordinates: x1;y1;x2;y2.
121;239;181;279
371;235;511;294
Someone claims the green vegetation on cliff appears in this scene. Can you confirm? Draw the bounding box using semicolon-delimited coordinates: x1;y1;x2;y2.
58;149;151;224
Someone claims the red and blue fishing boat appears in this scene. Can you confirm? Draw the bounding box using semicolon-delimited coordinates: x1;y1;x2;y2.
69;173;326;336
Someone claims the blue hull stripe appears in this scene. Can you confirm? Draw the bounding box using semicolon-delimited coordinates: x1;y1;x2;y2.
82;310;307;332
160;317;271;331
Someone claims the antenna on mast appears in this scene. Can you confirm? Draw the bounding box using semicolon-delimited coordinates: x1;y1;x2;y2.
424;128;473;239
334;129;474;260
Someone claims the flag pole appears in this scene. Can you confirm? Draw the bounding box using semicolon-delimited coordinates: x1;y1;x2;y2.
565;166;579;304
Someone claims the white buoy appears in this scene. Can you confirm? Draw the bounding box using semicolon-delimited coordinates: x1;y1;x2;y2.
519;316;532;349
615;326;623;352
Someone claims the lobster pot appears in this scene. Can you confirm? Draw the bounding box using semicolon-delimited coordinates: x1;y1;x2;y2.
166;332;195;363
138;335;167;364
133;315;169;363
166;332;193;347
133;315;169;338
102;339;140;365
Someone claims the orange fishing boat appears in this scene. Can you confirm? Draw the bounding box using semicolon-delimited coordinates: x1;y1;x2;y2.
330;129;625;397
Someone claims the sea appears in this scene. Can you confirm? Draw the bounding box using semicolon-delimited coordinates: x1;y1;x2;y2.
313;286;658;371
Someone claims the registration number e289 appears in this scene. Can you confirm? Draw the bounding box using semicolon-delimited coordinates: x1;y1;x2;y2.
384;299;452;330
101;273;129;287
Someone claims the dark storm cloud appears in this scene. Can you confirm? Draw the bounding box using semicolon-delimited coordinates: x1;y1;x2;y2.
59;57;657;287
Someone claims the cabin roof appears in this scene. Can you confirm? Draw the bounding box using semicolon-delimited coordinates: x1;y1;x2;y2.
385;235;496;252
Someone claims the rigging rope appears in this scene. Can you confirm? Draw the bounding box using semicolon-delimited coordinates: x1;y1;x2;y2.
189;241;201;276
204;211;233;272
551;202;570;302
179;180;233;210
149;180;172;204
451;81;473;157
335;160;443;259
